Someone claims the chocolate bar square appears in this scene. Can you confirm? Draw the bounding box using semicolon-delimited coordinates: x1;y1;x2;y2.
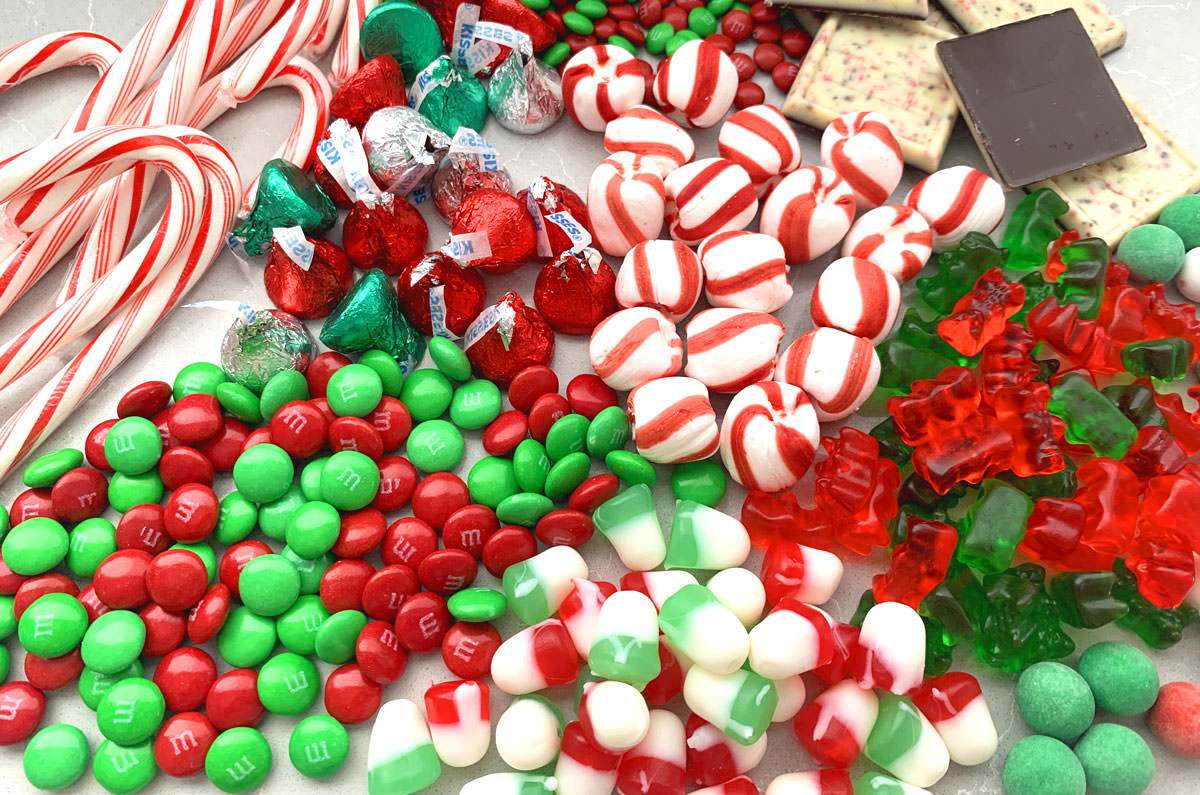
935;9;1144;188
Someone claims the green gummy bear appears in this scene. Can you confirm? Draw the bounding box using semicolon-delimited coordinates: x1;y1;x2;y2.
1050;570;1128;629
1002;188;1069;271
1053;237;1110;319
1120;337;1194;382
1047;373;1138;459
916;232;1009;315
961;563;1075;673
1112;559;1198;649
958;479;1033;574
1100;383;1167;428
1012;270;1057;325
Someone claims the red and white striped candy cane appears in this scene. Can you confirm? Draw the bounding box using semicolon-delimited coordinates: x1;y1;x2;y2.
219;0;332;103
330;0;380;86
304;0;349;58
213;0;290;68
0;126;206;390
0;132;239;479
0;31;119;94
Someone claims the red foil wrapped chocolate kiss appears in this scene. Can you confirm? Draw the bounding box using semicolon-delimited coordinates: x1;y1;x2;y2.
534;248;617;335
450;189;537;274
464;291;555;385
518;176;592;260
263;236;354;319
342;194;428;275
395;252;488;338
329;55;408;130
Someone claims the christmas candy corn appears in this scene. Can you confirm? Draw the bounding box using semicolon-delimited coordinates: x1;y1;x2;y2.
684;666;778;745
367;699;441;795
793;679;878;768
748;598;836;679
461;773;560;795
685;715;768;787
495;695;564;771
657;584;749;675
588;590;661;685
665;500;751;571
853;602;925;695
502;545;590;625
423;680;490;768
772;675;808;723
911;672;997;766
761;541;846;606
864;694;950;789
592;484;667;571
767;769;855;795
706;567;766;627
555;721;622;795
579;680;651;752
491;619;579;694
620;570;698;609
617;709;687;795
560;578;617;659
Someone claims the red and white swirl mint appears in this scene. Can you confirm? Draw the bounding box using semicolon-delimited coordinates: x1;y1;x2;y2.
587;151;666;257
720;381;820;492
652;39;738;129
718;104;802;192
810;256;901;345
759;166;856;264
627;376;720;464
904;165;1005;251
562;45;649;132
615;239;703;321
604;105;696;178
664;157;758;245
775;327;880;422
698;230;792;313
820;111;904;210
589;306;683;391
841;204;932;283
684;308;785;393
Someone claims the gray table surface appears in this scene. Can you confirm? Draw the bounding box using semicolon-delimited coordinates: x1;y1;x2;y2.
1;0;1199;793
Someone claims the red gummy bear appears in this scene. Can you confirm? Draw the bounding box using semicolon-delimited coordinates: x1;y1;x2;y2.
872;516;958;609
886;366;980;447
938;267;1025;357
812;429;900;555
911;414;1013;495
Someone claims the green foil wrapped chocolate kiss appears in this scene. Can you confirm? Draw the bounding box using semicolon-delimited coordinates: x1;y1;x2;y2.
233;159;337;255
319;269;426;373
410;55;488;136
359;1;443;82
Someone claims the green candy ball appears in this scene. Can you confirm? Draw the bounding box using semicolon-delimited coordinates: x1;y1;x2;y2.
1117;223;1186;282
1074;723;1156;795
1016;661;1095;741
1158;193;1200;250
1078;641;1160;716
1003;735;1086;795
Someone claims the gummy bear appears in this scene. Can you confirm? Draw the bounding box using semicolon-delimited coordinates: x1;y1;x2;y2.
887;366;980;447
911;415;1013;495
916;232;1008;315
873;516;958;609
979;322;1039;393
1049;570;1128;629
1047;373;1137;459
989;382;1065;478
1112;559;1198;650
1121;337;1193;382
811;429;901;555
1052;236;1109;320
961;563;1075;673
938;268;1025;357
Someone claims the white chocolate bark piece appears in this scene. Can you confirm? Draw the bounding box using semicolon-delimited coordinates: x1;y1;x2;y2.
792;3;960;34
782;14;958;172
936;0;1125;54
770;0;929;20
1032;97;1200;246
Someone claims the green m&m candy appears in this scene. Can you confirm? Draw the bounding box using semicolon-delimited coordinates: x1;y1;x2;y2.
497;492;554;527
282;547;331;595
107;471;164;512
277;596;330;656
173;361;226;399
299;458;328;501
22;447;83;488
449;379;503;429
259;369;309;418
513;439;551;494
24;723;89;790
67;517;118;578
586;405;629;459
359;349;405;396
92;739;156;794
315;610;368;665
467;457;519;509
671;460;726;506
545;413;589;461
606;449;657;487
289;715;350;779
103;416;163;475
320;450;380;510
427;336;471;381
257;483;306;541
18;592;88;658
232;443;294;504
327;363;384;417
79;661;143;711
239;554;301;617
0;595;14;640
400;368;454;421
218;607;278;668
2;516;69;575
216;381;263;423
285;501;341;560
544;452;591;501
97;678;165;746
81;610;146;674
447;587;508;622
206;727;272;793
257;652;320;715
406;420;465;472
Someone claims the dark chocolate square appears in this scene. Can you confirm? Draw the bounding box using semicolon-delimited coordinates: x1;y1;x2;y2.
935;8;1145;188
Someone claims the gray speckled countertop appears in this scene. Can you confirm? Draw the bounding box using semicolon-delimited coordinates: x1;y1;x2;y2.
1;0;1199;793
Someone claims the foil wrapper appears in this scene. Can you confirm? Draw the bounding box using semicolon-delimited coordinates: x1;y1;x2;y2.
533;247;617;335
396;252;487;337
431;128;514;221
487;51;563;135
319;268;427;374
362;105;452;197
464;290;554;385
410;55;488;136
263;236;354;320
220;308;316;392
342;193;429;275
233;159;338;255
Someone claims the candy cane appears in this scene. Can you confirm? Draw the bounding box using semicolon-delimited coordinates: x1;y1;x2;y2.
219;0;332;103
60;56;329;302
0;132;239;479
0;126;206;390
0;31;119;94
329;0;379;87
304;0;349;59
